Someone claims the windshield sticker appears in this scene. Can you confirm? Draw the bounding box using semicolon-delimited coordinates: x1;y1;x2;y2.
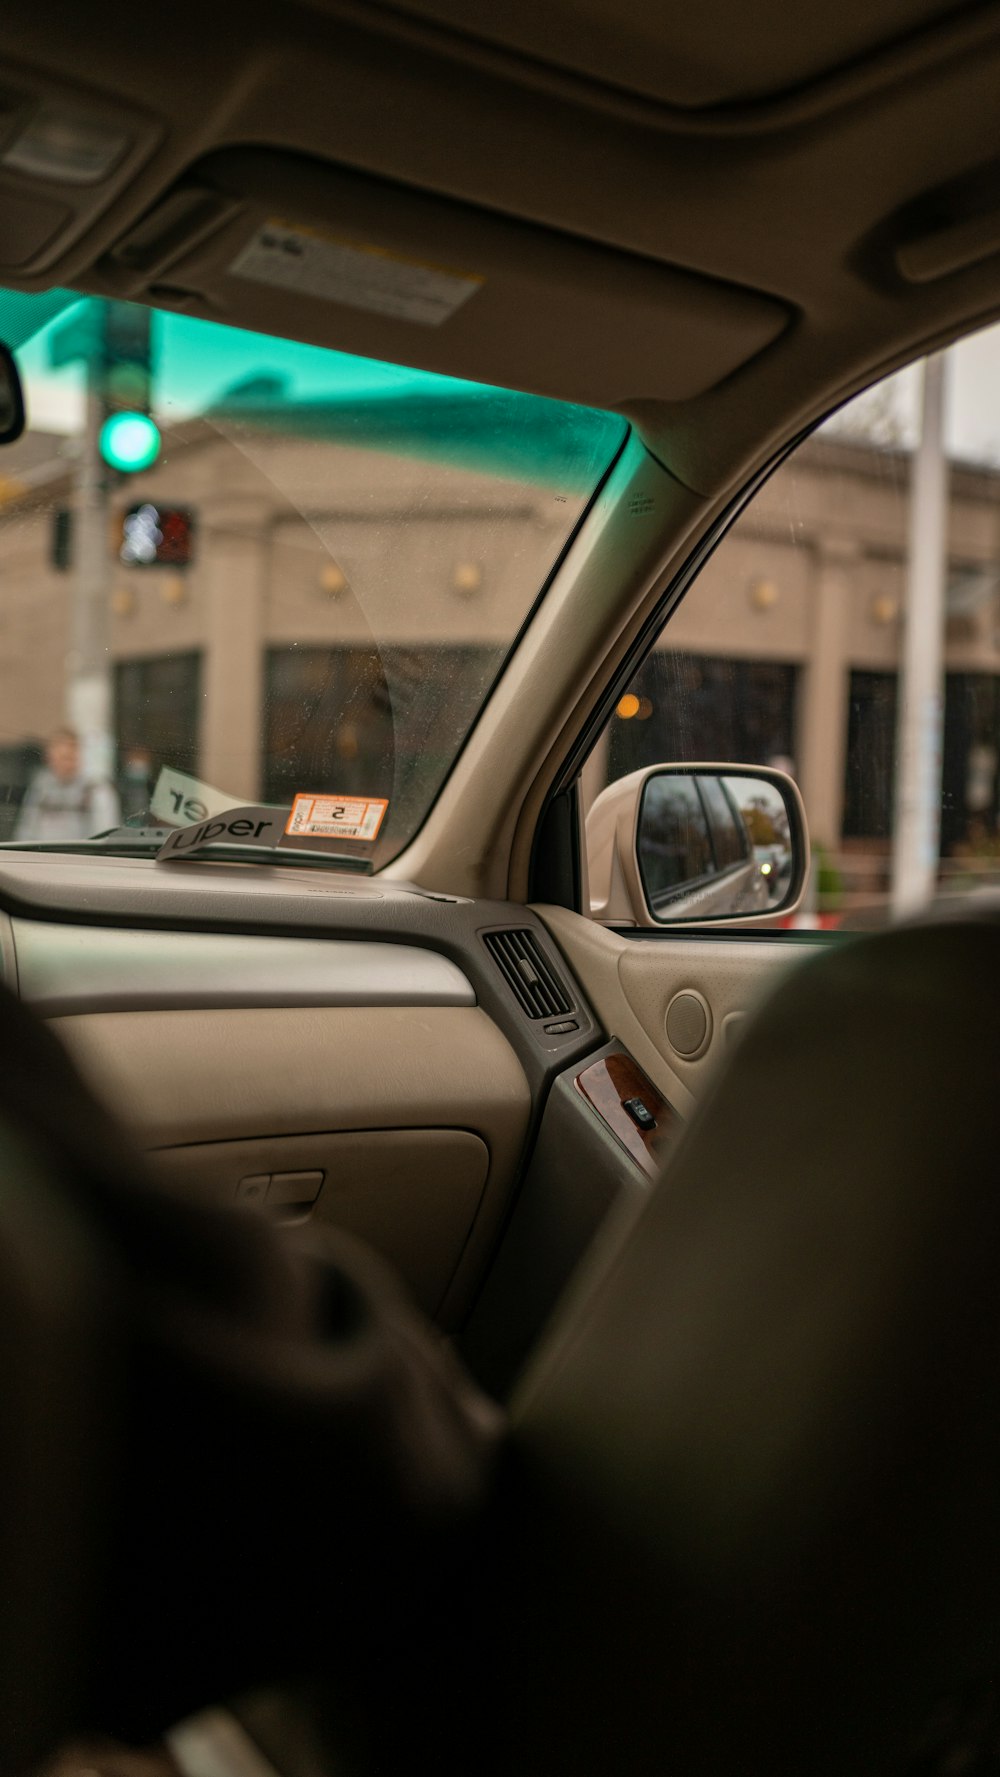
229;220;483;327
284;793;388;843
156;806;287;862
149;766;241;828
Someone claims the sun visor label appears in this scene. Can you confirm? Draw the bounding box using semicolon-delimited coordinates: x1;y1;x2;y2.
284;793;388;843
229;220;483;327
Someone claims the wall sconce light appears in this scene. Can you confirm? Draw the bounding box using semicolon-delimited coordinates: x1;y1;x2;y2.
110;583;134;618
452;561;482;596
749;578;779;612
870;593;899;626
319;562;348;597
160;573;187;607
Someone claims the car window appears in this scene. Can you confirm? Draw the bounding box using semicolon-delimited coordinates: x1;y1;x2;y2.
585;321;1000;929
0;288;624;862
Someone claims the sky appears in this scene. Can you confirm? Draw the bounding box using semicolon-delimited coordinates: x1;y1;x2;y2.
821;316;1000;463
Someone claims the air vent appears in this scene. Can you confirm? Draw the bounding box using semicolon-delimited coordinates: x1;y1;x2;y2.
483;929;572;1020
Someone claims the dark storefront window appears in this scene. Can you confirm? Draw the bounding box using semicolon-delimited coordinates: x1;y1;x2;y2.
263;645;496;837
843;671;897;840
941;673;1000;857
0;743;44;841
844;670;1000;852
608;653;798;783
115;653;202;821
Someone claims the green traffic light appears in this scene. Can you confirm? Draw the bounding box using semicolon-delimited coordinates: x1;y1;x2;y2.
99;410;161;472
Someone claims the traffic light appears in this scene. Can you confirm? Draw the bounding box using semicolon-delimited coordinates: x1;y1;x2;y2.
119;502;194;567
51;299;161;473
100;411;161;472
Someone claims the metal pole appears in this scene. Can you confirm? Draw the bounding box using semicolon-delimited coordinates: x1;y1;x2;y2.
890;351;949;920
67;314;114;785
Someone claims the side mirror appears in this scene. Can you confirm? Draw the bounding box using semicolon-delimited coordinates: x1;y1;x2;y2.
0;344;24;444
586;763;809;927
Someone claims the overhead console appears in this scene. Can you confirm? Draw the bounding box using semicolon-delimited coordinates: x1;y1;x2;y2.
0;63;159;278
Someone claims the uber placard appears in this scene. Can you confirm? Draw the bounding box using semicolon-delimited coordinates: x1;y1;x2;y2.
155;805;285;862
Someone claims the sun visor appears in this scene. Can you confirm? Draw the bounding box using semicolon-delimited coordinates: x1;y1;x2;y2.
101;148;790;410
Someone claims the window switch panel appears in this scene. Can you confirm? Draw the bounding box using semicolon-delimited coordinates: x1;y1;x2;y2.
623;1097;657;1131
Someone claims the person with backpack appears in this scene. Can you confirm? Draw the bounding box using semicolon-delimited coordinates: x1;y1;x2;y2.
15;726;120;843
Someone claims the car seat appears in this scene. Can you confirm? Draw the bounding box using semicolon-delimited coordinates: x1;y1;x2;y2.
7;914;1000;1777
491;913;1000;1776
0;979;498;1775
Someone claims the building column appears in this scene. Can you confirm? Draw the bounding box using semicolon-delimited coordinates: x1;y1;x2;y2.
199;504;268;802
797;535;858;852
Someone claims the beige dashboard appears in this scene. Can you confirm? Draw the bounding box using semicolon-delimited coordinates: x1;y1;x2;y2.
0;844;826;1370
0;856;602;1337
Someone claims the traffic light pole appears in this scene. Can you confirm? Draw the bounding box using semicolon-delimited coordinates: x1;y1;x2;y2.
68;356;114;784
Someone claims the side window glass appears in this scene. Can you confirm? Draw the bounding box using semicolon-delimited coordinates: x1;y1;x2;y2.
584;324;1000;929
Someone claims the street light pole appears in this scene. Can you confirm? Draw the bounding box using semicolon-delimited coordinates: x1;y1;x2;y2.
890;351;949;920
68;345;114;783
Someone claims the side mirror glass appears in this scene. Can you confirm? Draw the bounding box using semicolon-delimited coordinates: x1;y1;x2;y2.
0;344;24;444
586;762;809;927
638;768;802;921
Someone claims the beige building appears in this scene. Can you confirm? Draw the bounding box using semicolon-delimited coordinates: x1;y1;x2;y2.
604;432;1000;891
1;417;999;881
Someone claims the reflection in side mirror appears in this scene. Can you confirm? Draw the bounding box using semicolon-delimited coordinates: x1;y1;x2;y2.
585;761;808;926
0;344;24;445
638;769;802;922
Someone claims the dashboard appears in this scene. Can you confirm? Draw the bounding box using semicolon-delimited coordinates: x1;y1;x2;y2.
0;850;673;1393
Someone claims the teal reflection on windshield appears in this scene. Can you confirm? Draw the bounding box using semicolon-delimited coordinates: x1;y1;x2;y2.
14;293;624;487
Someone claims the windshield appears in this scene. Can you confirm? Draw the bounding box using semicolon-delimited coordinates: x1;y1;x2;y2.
0;289;624;862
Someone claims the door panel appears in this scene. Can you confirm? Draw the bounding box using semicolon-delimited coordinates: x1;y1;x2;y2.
536;903;824;1109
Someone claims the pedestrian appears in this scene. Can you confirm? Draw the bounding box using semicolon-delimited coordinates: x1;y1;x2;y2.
14;726;121;842
120;744;153;824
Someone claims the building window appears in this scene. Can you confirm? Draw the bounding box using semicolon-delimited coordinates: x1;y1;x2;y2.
843;671;897;841
115;652;202;820
843;670;1000;855
941;673;1000;860
608;653;798;782
262;645;497;829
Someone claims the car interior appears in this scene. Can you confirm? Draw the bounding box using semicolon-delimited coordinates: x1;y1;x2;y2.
1;1;1000;1772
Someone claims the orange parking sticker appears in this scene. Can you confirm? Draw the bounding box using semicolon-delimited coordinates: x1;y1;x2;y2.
284;793;388;843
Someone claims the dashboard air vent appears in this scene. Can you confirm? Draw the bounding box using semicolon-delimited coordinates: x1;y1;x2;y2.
483;929;572;1020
